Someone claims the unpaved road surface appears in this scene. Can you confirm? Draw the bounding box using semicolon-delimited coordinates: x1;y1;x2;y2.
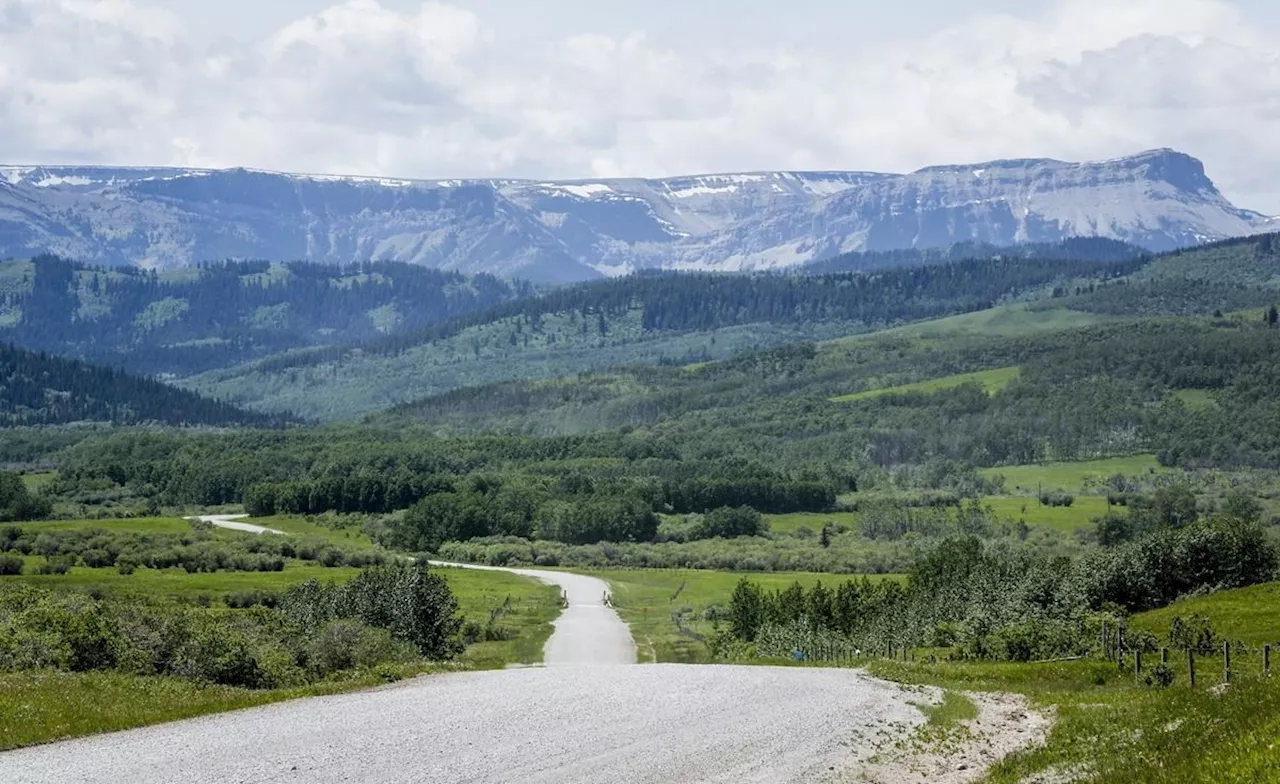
191;513;284;535
430;561;636;666
197;514;635;665
1;664;928;784
5;516;1044;782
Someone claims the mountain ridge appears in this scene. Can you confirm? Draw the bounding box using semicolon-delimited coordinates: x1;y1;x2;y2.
1;149;1272;282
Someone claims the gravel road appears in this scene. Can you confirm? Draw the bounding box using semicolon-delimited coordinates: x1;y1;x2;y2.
195;514;633;665
0;515;978;782
429;561;636;666
191;514;284;535
1;664;927;784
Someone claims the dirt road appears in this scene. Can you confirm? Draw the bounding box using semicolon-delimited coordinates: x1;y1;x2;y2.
1;664;929;784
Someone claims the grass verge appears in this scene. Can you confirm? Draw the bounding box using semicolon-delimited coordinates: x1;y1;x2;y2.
597;569;900;662
0;666;444;752
867;658;1280;784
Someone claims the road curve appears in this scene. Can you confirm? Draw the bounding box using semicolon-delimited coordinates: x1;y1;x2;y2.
190;514;284;535
0;665;926;784
194;513;634;665
2;516;943;782
430;561;636;666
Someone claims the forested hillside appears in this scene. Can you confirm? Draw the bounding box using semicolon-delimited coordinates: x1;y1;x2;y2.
378;312;1280;468
0;256;528;376
185;255;1140;419
0;343;291;428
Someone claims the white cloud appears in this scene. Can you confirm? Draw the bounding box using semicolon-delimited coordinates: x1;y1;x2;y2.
2;0;1280;211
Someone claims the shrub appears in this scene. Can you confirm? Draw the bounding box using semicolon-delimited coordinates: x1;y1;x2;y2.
35;557;73;575
308;620;415;675
80;548;115;568
1147;663;1175;688
0;553;22;575
225;590;281;609
282;562;463;659
1169;616;1219;655
1039;491;1075;508
695;507;766;539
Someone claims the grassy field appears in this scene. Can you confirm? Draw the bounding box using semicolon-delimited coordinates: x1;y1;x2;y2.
10;560;360;597
763;511;858;535
831;366;1020;403
983;495;1110;533
248;514;378;548
25;517;197;535
596;569;900;663
0;666;453;752
832;303;1119;343
5;561;558;667
0;562;560;750
1131;582;1280;648
983;454;1166;493
1171;388;1217;409
17;471;56;492
435;566;562;669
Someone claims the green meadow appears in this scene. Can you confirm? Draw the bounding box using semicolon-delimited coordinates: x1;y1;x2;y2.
831;366;1021;403
983;454;1167;493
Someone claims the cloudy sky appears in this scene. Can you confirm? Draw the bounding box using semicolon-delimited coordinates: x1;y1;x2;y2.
4;0;1280;211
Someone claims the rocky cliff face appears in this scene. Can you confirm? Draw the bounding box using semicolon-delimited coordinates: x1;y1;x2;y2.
0;150;1269;281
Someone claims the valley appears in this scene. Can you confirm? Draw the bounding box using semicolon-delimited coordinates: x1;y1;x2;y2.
2;230;1280;782
8;1;1280;779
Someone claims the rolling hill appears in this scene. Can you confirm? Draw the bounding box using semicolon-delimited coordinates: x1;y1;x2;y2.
0;343;291;428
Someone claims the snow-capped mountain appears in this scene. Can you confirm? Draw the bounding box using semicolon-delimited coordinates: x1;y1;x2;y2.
0;149;1270;282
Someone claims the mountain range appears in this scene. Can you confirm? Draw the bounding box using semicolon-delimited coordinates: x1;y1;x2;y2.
1;149;1272;283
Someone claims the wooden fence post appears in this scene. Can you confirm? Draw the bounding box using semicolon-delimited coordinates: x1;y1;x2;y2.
1134;650;1142;676
1188;649;1196;687
1101;621;1108;658
1160;647;1168;666
1265;645;1271;678
1224;642;1232;684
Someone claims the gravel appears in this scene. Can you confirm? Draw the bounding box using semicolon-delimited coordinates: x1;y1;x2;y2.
1;665;928;784
4;525;956;782
192;514;284;535
429;562;636;666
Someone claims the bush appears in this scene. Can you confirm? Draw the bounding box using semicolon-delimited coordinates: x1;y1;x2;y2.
0;553;22;575
80;548;115;568
1147;663;1175;688
282;562;463;659
35;557;73;575
695;507;766;539
308;620;415;675
225;590;281;609
0;472;53;522
1039;491;1075;508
